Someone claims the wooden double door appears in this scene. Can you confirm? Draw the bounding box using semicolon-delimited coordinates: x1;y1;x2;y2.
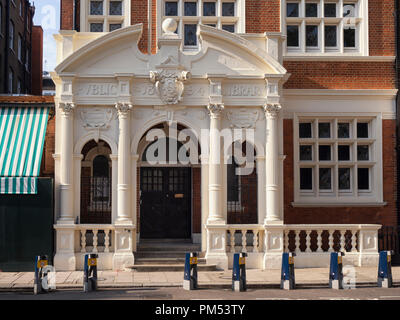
140;167;191;239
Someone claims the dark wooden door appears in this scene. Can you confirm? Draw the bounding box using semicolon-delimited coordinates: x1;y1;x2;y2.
140;167;191;239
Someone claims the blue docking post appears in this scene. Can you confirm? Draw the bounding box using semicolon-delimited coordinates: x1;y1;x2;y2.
281;252;296;290
83;253;98;292
34;255;49;295
329;252;344;289
232;252;247;292
183;252;198;290
377;251;393;288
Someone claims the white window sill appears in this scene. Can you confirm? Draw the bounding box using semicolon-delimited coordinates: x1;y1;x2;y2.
291;201;387;208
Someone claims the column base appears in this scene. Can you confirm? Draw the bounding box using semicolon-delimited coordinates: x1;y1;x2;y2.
113;252;135;271
205;253;228;270
54;252;76;271
264;219;284;225
263;252;282;269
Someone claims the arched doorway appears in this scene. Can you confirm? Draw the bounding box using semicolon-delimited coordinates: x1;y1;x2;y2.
80;140;112;224
137;122;200;239
227;141;258;224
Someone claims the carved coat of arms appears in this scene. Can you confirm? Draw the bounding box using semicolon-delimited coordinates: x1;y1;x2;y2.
150;70;191;105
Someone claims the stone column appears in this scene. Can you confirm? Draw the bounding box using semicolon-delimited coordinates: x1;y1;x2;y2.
115;102;132;224
207;103;225;224
54;102;76;271
113;102;135;270
264;103;282;224
200;154;209;252
59;102;75;223
205;103;228;270
131;154;139;251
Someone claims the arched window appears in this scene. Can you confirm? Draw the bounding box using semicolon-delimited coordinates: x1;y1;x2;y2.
93;155;109;177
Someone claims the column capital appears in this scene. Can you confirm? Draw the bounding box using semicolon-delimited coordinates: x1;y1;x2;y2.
207;103;224;118
263;103;282;116
60;102;75;115
115;102;133;117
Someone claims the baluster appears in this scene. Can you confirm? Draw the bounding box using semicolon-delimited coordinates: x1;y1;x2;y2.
80;229;86;253
104;229;110;253
230;229;235;253
316;230;323;252
252;229;259;253
241;229;247;253
284;230;290;252
351;230;357;252
93;229;98;253
305;230;311;252
295;230;300;253
340;230;346;252
328;229;334;252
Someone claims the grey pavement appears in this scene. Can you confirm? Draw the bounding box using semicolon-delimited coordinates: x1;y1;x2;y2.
0;266;399;290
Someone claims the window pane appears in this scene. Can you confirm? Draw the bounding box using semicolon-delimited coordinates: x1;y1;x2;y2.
305;3;318;17
343;3;355;17
90;23;103;32
338;145;350;161
300;168;313;190
357;145;369;161
338;123;350;138
109;23;122;31
319;145;331;161
358;168;369;190
318;122;331;138
344;28;355;47
109;1;122;15
357;123;369;138
227;163;239;201
299;122;312;138
184;24;197;46
90;1;103;15
287;25;299;47
206;24;216;27
287;3;299;17
165;1;178;15
319;168;331;190
339;168;351;190
184;2;197;16
324;25;337;47
222;2;235;16
324;3;336;17
300;145;312;161
203;2;216;16
222;24;235;32
306;25;318;47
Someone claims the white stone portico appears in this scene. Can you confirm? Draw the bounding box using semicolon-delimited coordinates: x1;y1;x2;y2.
51;21;380;271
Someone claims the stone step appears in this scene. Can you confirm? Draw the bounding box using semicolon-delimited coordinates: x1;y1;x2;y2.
135;251;204;259
129;264;218;272
134;257;207;265
137;244;201;252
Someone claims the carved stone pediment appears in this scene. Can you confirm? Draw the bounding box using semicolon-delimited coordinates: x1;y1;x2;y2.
150;69;191;105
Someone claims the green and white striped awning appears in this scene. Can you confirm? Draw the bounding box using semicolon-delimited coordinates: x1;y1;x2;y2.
0;107;49;194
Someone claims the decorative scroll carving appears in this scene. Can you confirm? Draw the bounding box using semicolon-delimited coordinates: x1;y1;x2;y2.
80;107;114;129
115;102;133;117
263;103;281;119
150;70;191;104
207;103;224;117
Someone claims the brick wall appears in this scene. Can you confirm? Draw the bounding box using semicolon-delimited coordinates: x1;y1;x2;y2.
60;0;74;30
246;0;280;33
31;26;43;95
283;119;397;227
368;0;396;56
40;116;55;177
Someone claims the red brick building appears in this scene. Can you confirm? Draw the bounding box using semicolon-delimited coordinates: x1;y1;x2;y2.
49;0;399;270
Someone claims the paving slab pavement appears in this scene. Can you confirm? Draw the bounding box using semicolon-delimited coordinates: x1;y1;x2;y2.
0;266;398;290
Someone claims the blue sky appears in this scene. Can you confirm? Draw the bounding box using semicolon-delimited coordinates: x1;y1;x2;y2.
32;0;60;72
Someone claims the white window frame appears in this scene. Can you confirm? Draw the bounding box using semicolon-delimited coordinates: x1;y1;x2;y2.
293;114;383;205
81;0;131;32
157;0;245;51
282;0;369;56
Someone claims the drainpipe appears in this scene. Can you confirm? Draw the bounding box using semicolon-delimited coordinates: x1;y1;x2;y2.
73;0;76;31
4;0;9;92
148;0;152;54
396;0;400;231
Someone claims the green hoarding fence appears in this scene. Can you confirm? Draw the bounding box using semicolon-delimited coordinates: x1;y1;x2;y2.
0;178;54;272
